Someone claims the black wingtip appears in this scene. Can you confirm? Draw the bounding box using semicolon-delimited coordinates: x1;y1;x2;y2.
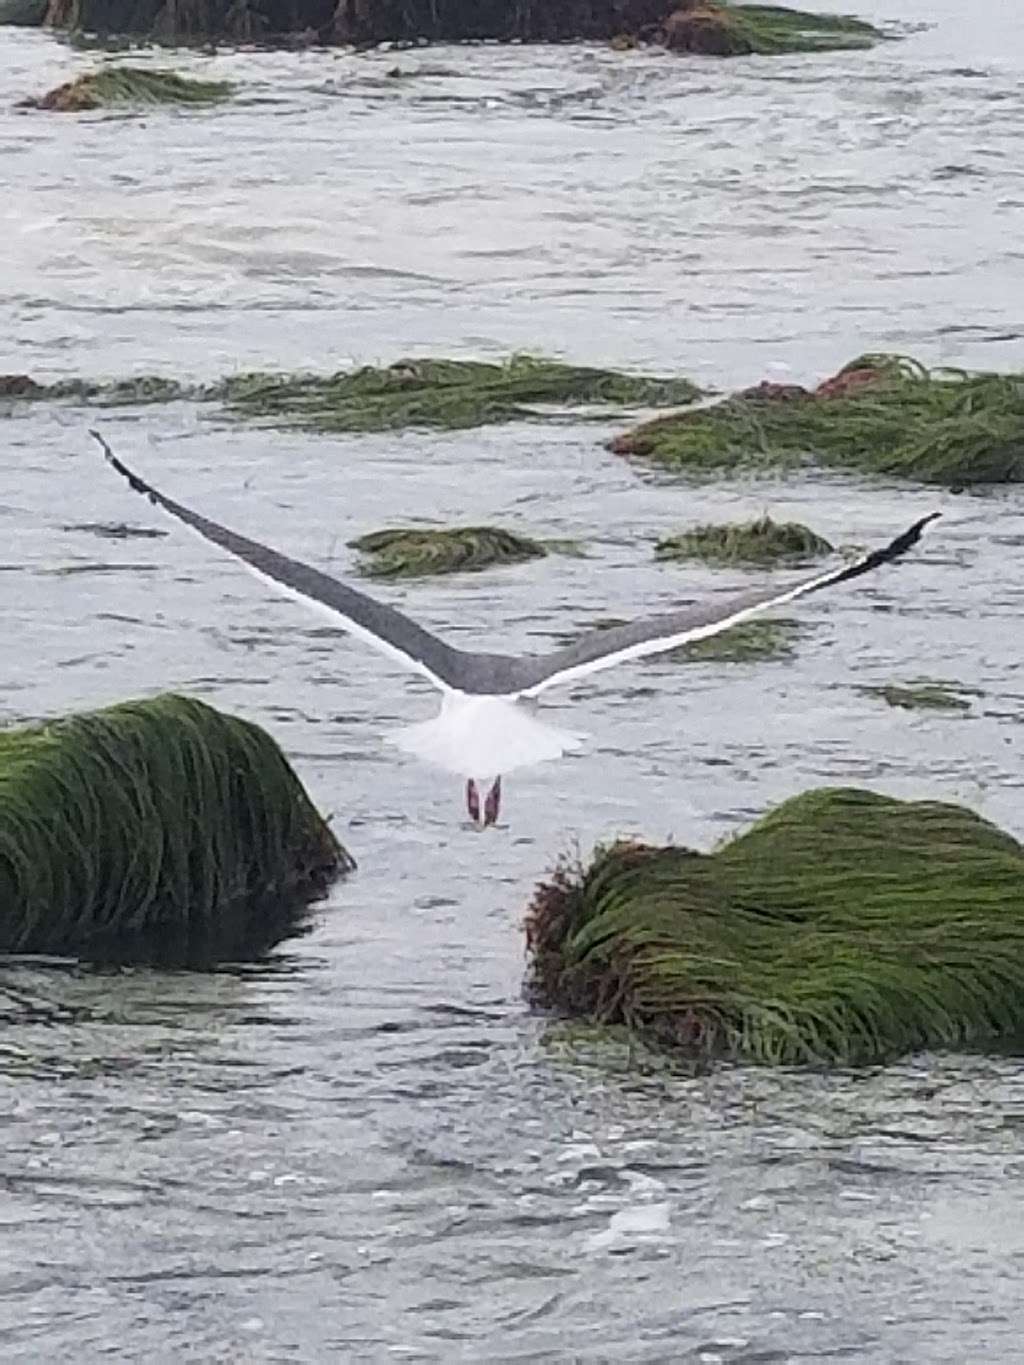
823;509;940;594
90;429;160;504
874;509;941;564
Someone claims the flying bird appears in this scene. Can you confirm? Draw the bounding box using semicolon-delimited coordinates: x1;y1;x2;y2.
92;432;938;828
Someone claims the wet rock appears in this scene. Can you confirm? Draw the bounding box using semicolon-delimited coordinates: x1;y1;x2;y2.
0;375;44;398
662;5;753;56
0;0;47;23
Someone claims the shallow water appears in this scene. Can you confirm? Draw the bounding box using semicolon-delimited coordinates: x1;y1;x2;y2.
3;5;1024;1359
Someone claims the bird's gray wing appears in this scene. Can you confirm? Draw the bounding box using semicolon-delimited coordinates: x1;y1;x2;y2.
92;432;474;693
499;513;940;698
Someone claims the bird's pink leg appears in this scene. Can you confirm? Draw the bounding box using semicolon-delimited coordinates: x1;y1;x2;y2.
483;776;502;828
466;778;481;824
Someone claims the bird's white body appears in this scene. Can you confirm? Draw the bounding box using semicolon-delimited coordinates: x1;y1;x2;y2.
386;691;584;783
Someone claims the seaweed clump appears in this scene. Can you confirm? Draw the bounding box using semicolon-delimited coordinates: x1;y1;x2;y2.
0;358;700;433
23;65;233;111
349;526;547;578
611;354;1024;488
665;616;804;663
525;787;1024;1066
219;356;702;434
661;3;877;56
860;682;974;714
656;515;832;567
0;695;351;962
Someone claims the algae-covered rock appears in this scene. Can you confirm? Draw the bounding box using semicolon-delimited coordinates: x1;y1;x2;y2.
218;356;702;434
666;3;878;55
664;616;804;663
525;788;1024;1066
349;526;548;579
655;516;833;567
0;695;351;962
611;354;1024;488
23;65;233;111
860;681;975;714
41;0;886;51
1;357;701;433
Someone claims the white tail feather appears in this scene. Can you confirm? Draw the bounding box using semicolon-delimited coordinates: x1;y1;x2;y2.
385;693;583;780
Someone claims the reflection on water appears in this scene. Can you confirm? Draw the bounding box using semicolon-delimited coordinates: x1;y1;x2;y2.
3;2;1024;1358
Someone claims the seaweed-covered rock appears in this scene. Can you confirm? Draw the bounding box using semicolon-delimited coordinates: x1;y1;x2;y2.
218;356;702;434
0;357;700;433
349;526;548;578
655;516;832;567
860;682;975;714
0;695;351;962
525;788;1024;1066
662;2;877;55
44;0;886;53
23;65;233;111
611;354;1024;488
664;616;804;663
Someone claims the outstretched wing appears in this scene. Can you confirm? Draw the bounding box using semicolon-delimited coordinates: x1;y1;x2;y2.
502;513;940;698
91;432;469;693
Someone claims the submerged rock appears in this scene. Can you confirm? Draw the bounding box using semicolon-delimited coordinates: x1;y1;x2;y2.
349;526;548;578
655;515;833;567
525;788;1024;1066
0;695;351;962
22;65;233;111
611;353;1024;487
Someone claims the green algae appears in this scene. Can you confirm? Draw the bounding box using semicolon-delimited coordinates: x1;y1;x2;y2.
525;787;1024;1067
860;682;976;714
664;4;881;57
0;694;351;962
349;526;548;578
664;616;805;664
217;356;702;434
23;65;233;111
655;516;833;567
611;354;1024;488
2;356;701;433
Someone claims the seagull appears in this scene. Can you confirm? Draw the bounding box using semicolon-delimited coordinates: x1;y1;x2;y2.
91;433;938;828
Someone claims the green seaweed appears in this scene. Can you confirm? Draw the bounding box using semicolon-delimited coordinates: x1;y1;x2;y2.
525;788;1024;1067
860;682;975;714
728;4;879;53
349;525;547;578
655;516;833;567
664;616;804;664
0;694;351;962
218;356;702;434
2;356;701;433
664;4;880;57
611;354;1024;488
23;65;233;111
